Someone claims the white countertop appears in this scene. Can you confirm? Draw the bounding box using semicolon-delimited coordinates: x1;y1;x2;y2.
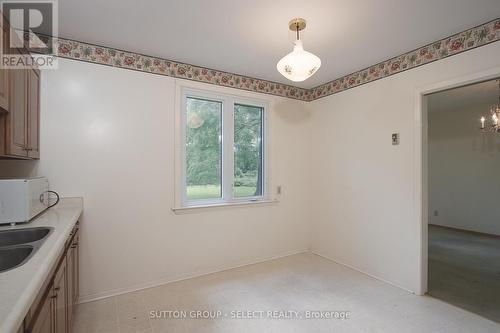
0;197;83;333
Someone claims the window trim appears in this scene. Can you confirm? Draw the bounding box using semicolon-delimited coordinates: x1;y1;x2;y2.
178;86;269;209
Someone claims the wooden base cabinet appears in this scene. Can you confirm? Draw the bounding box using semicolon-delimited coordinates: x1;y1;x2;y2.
30;288;54;333
66;229;79;329
54;258;67;333
25;223;80;333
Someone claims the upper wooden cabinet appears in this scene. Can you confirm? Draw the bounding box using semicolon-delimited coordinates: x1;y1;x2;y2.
0;66;40;158
27;68;40;158
0;67;9;111
0;11;9;112
6;64;28;156
0;15;41;159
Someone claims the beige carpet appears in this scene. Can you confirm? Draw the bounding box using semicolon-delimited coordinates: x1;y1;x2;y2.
428;224;500;324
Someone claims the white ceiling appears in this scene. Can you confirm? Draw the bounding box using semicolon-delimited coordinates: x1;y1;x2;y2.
58;0;500;89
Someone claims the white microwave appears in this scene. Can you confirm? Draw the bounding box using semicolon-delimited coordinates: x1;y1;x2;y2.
0;177;51;224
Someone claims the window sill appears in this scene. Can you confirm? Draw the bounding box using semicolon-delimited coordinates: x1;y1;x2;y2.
172;199;279;214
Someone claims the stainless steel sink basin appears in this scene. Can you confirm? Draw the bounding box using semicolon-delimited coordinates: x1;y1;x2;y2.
0;227;52;247
0;227;52;273
0;246;34;273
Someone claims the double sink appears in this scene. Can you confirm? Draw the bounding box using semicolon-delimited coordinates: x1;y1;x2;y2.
0;227;52;273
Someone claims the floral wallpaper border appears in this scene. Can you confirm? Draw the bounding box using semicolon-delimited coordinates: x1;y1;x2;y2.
43;17;500;102
48;37;311;101
309;18;500;100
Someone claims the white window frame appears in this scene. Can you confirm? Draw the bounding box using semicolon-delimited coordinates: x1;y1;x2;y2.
177;86;269;209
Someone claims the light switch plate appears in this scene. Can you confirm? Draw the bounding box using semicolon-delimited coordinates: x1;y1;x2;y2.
392;133;400;145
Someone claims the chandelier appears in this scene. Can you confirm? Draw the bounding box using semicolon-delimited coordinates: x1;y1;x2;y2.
480;79;500;132
276;18;321;82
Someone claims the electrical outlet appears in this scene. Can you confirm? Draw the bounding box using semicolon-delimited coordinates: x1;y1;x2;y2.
434;210;439;217
392;133;400;145
277;185;282;195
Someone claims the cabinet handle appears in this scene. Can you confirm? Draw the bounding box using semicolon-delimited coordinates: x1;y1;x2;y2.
54;287;60;291
70;245;77;248
22;147;33;151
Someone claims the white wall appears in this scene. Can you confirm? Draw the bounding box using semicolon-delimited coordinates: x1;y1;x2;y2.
308;42;500;293
1;42;499;300
428;97;500;236
0;58;312;301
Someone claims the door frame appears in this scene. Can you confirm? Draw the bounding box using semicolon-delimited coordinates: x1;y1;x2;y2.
414;66;500;296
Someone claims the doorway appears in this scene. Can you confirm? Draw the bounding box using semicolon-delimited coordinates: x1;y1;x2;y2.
424;78;500;323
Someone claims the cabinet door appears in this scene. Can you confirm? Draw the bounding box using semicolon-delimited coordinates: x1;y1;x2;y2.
0;12;9;112
54;259;67;333
27;69;40;158
72;229;79;305
0;69;9;112
31;288;54;333
66;245;74;330
6;65;27;156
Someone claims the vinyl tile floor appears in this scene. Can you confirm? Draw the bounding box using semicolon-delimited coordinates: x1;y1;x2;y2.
73;252;500;333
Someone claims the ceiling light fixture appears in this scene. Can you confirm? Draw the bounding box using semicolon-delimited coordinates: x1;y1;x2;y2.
277;18;321;82
480;79;500;133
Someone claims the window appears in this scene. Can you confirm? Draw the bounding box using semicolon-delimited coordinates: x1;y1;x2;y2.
185;97;223;200
181;89;267;207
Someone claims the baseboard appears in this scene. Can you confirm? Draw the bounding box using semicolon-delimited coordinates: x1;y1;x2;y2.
310;250;416;295
77;248;310;304
429;223;500;239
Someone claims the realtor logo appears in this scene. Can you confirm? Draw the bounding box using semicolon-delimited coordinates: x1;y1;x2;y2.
1;0;58;69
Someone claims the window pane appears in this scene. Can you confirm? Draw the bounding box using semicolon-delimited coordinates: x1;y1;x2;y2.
186;97;222;200
234;104;263;198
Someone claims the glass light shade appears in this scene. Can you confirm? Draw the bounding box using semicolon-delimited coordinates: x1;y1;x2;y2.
277;40;321;82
